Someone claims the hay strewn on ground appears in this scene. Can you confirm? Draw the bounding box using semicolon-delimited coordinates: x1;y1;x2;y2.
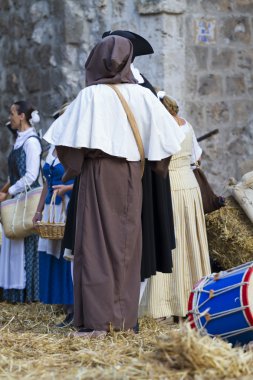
0;303;253;379
206;196;253;270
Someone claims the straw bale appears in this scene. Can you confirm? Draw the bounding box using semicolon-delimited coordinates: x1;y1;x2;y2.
0;303;253;379
151;323;253;379
206;196;253;270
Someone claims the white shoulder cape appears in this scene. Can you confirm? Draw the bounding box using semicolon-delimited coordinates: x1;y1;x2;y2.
43;84;185;161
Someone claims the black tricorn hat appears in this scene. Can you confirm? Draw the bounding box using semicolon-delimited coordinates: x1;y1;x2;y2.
102;30;154;59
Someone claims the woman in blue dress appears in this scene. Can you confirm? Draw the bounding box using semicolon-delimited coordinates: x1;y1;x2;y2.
33;144;74;311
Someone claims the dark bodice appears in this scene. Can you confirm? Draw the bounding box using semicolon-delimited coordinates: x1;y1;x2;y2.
8;136;40;189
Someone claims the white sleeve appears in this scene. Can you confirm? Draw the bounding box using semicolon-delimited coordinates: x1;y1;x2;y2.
8;138;42;196
190;125;202;165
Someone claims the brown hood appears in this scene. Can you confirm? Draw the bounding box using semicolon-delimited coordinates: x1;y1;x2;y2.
85;35;137;86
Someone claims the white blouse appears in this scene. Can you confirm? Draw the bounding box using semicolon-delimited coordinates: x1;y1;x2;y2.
131;64;145;84
45;145;60;166
180;121;202;164
8;128;42;196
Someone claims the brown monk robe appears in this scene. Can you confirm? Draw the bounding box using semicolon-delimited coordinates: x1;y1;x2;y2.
58;36;142;332
44;36;184;335
57;147;142;331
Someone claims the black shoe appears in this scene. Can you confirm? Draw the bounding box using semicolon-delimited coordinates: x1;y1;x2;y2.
55;312;74;328
77;327;94;333
133;320;139;334
218;196;226;207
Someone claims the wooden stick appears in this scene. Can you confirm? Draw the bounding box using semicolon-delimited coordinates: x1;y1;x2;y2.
197;129;219;142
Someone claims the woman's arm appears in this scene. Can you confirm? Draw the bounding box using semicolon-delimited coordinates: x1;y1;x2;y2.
0;192;8;202
190;125;202;165
32;182;48;224
0;181;10;193
52;184;74;197
0;181;11;201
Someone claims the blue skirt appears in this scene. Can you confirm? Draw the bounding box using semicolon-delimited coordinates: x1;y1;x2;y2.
39;251;73;305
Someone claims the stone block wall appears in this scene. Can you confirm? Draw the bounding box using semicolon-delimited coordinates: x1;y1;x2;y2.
0;0;252;192
184;0;253;190
0;0;66;184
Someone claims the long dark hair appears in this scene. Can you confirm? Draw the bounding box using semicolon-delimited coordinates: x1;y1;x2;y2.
14;101;35;126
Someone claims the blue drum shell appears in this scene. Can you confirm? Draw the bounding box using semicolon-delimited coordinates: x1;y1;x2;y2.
192;265;253;346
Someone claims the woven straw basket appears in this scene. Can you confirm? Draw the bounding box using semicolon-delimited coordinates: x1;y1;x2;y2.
1;186;43;239
35;192;66;240
36;221;65;240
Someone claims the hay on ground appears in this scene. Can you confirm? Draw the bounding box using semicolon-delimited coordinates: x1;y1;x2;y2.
0;302;253;379
206;196;253;270
152;323;253;379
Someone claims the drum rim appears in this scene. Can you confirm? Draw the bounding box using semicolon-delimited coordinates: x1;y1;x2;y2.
188;276;208;329
188;291;196;328
242;267;253;327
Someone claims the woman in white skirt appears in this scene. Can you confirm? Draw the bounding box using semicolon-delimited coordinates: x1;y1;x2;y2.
0;101;42;302
139;93;211;319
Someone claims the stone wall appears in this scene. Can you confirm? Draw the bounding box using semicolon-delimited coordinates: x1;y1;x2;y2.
0;0;252;191
184;0;253;191
0;0;66;184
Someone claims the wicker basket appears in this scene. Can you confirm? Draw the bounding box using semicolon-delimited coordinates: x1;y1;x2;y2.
35;192;66;240
35;221;65;240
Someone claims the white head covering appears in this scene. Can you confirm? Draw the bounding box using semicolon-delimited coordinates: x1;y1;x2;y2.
29;110;40;126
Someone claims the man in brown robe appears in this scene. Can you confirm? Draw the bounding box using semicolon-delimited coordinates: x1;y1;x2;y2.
44;35;184;337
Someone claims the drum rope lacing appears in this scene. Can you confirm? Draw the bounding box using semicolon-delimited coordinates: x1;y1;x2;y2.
209;325;253;339
190;300;253;333
188;265;253;341
188;279;252;331
201;305;251;330
188;281;249;315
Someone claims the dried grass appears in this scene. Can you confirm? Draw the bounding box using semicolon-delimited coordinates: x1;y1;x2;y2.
206;196;253;270
0;303;253;379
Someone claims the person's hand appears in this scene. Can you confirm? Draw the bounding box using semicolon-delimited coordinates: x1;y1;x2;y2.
0;192;8;202
52;185;70;197
32;211;43;225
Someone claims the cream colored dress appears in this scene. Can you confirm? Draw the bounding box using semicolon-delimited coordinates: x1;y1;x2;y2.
139;122;211;318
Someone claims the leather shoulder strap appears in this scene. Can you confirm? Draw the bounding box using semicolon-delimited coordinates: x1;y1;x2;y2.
106;84;145;177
